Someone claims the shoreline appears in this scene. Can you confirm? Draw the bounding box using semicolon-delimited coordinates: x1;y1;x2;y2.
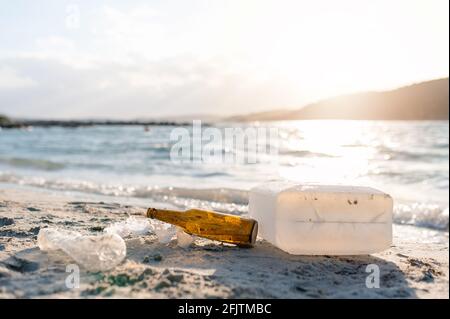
0;187;448;298
0;120;192;129
1;118;448;130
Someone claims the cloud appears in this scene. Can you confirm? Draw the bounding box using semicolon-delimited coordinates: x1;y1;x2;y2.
92;5;167;61
0;1;447;119
0;65;36;90
0;55;296;119
35;36;75;52
1;4;298;119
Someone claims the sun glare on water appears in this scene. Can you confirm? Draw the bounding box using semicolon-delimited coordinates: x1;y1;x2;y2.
276;120;389;184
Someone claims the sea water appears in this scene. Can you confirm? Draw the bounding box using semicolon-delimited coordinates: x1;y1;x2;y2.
0;120;448;235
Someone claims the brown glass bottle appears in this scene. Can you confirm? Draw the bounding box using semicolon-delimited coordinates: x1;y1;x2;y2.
146;208;258;247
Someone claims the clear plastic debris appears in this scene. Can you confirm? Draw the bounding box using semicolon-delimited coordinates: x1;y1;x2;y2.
37;228;126;271
176;227;194;248
37;228;80;251
150;221;177;244
104;216;150;237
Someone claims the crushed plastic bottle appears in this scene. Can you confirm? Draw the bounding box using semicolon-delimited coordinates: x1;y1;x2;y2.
104;216;150;237
150;220;177;244
176;227;194;248
38;228;126;271
37;228;81;251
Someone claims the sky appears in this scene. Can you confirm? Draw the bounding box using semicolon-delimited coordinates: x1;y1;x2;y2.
0;0;448;119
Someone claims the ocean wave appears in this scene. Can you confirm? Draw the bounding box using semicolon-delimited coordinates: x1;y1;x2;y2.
0;172;448;231
279;150;337;158
394;203;449;231
133;186;248;205
376;145;448;161
192;172;231;178
0;172;249;205
0;157;65;171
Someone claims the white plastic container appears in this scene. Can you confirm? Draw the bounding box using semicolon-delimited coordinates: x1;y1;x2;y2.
249;181;393;255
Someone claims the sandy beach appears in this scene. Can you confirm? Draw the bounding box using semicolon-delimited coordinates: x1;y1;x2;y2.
0;187;448;299
1;0;449;306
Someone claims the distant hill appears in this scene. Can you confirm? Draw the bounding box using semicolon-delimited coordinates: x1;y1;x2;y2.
230;78;449;121
0;114;14;126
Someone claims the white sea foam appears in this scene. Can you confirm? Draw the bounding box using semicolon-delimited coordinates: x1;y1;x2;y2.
394;203;449;231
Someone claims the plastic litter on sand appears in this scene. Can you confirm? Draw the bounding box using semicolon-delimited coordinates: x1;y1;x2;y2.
37;216;194;271
151;221;177;244
176;227;194;248
104;216;150;237
37;228;126;271
104;216;179;244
